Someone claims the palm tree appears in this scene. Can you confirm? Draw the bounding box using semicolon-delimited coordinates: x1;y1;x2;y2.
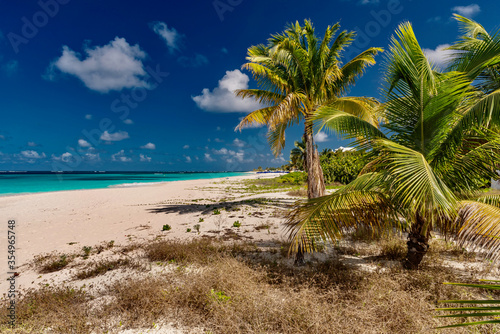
448;14;500;94
235;19;382;199
284;22;500;269
289;138;306;171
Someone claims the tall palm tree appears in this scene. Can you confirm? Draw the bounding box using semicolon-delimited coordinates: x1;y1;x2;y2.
235;19;382;199
284;22;500;269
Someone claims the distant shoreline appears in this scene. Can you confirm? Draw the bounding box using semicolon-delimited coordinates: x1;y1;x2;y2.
0;171;252;197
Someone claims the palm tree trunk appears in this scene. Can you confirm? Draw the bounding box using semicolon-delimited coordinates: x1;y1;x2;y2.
295;122;326;265
304;127;326;199
403;212;430;269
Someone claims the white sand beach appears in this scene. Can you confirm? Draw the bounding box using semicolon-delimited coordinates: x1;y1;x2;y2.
0;172;294;292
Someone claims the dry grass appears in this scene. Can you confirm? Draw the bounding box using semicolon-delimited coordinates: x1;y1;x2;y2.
74;258;139;280
33;253;73;274
2;238;499;333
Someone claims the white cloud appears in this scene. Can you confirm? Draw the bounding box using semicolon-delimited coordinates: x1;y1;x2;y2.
233;138;245;147
183;144;190;149
314;131;329;143
51;152;72;162
78;139;91;148
139;154;151;162
85;152;100;161
204;153;215;162
213;147;246;163
192;69;262;113
85;114;92;120
123;119;133;124
185;156;192;163
21;150;45;159
423;44;453;69
27;141;37;147
452;4;480;17
140;142;156;150
112;150;132;162
214;138;224;143
49;37;149;93
100;130;129;141
151;21;182;53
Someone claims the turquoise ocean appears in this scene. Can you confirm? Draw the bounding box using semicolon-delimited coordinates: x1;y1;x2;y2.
0;172;248;196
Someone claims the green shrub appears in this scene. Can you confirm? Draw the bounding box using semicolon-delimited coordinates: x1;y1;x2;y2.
276;172;307;185
233;221;241;228
320;150;370;185
199;218;204;223
162;224;172;231
213;209;221;215
186;228;192;233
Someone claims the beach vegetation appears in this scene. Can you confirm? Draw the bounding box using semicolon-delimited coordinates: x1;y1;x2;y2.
236;19;382;199
7;238;500;333
212;209;221;215
162;224;172;231
194;224;201;233
285;20;500;270
187;228;192;232
199;218;204;222
232;220;241;228
82;246;92;259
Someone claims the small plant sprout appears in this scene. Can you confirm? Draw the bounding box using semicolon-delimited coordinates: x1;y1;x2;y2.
82;246;92;259
194;224;201;234
199;218;204;223
233;221;241;228
186;228;192;233
213;209;221;215
162;224;172;231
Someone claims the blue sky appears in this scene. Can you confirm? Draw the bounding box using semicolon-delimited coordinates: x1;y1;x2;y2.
0;0;496;171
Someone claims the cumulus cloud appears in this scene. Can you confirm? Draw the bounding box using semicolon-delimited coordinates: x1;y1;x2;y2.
192;69;262;113
151;21;182;53
233;138;245;147
123;119;133;124
213;147;245;163
204;153;215;162
85;114;92;120
139;154;151;162
21;150;45;159
85;152;100;161
140;142;156;150
452;4;480;17
314;131;329;143
27;141;37;147
185;156;192;163
100;130;129;141
48;37;149;93
183;145;190;149
112;150;132;162
51;152;73;163
78;139;91;148
423;44;453;69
